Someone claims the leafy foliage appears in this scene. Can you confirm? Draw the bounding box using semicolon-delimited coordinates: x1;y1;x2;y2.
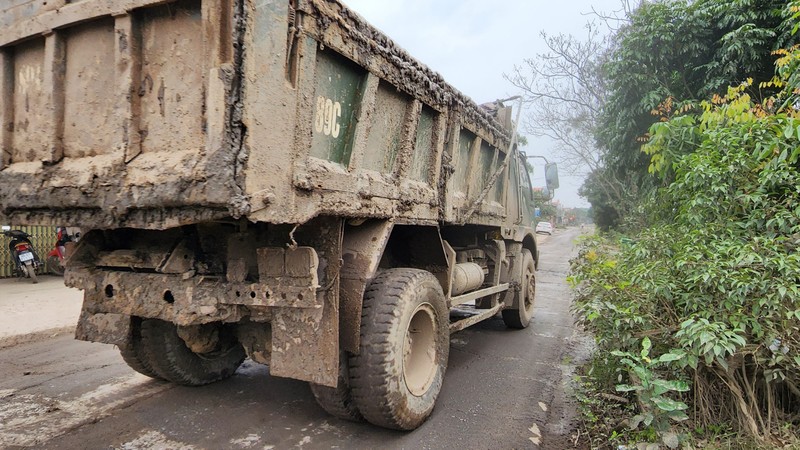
588;0;799;229
613;338;690;442
571;42;800;442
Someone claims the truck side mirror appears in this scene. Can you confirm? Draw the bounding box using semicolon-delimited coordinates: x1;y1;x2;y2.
545;163;559;191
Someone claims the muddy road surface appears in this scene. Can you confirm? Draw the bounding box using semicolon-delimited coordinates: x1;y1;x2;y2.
0;227;590;449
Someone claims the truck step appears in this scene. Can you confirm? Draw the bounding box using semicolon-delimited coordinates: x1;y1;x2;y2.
449;303;503;333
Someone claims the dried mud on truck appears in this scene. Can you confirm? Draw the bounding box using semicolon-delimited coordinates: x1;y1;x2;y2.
0;0;556;430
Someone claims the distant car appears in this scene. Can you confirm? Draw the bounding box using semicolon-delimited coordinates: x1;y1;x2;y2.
535;221;553;235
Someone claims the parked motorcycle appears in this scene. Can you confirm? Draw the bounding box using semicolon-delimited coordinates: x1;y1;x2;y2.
3;229;41;283
47;226;79;276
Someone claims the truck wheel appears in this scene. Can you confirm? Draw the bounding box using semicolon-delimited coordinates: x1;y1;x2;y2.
139;319;245;386
309;351;364;422
24;261;38;284
119;317;161;379
502;249;536;329
349;268;449;430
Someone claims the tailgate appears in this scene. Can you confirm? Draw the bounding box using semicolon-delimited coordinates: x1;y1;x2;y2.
0;0;242;229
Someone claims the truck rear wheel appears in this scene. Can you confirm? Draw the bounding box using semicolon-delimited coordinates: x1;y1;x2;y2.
119;317;161;379
502;249;536;329
349;268;449;430
309;350;364;422
139;319;245;386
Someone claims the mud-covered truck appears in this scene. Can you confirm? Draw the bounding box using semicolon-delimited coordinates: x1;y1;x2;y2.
0;0;556;430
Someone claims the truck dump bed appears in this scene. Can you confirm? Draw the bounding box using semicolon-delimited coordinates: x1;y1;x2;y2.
0;0;517;230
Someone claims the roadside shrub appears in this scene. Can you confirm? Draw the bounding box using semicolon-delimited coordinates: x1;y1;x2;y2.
571;45;800;446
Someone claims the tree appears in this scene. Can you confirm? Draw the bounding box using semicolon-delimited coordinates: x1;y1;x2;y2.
505;3;643;228
512;0;799;229
532;190;557;220
506;25;607;178
506;26;629;227
593;0;799;228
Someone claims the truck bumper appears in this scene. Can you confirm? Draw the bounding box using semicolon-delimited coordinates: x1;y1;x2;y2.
67;244;341;387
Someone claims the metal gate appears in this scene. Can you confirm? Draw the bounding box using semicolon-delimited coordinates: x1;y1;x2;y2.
0;225;58;277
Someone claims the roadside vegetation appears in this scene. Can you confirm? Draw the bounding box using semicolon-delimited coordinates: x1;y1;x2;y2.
514;0;800;448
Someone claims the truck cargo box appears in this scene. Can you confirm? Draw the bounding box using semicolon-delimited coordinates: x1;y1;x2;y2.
0;0;519;231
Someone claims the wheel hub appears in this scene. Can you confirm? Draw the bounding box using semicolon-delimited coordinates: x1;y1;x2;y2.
403;303;437;397
525;272;535;310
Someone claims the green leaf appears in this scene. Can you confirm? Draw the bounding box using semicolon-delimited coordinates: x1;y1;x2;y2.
615;384;642;392
630;414;645;430
651;396;689;412
652;378;690;393
667;410;689;422
656;352;685;363
662;431;680;449
641;336;652;358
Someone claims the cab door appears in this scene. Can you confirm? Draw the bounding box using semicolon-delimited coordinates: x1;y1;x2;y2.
507;153;535;228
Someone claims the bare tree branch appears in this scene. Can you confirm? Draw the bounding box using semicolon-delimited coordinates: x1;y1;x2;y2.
504;1;639;209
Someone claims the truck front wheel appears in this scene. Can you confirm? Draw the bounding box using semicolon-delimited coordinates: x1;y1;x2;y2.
502;248;536;329
349;268;449;430
139;319;246;386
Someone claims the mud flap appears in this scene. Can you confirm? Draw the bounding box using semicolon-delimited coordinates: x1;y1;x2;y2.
270;217;343;387
75;291;131;346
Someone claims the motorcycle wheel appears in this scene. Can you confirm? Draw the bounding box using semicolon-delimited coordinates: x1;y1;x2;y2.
24;261;38;284
47;255;64;276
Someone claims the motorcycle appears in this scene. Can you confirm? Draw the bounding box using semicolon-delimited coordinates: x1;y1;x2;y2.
47;226;79;276
3;229;41;283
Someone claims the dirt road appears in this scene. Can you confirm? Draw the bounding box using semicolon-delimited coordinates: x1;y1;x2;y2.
0;276;83;349
0;228;590;449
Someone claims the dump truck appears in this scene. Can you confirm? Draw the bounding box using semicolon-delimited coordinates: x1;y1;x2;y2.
0;0;557;430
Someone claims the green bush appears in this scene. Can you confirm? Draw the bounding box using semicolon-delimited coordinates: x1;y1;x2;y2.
571;46;800;444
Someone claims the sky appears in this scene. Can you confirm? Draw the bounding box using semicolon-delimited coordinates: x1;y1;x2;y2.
343;0;625;208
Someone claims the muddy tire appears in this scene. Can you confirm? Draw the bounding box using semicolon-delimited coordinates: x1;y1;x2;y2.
24;261;38;284
139;319;245;386
119;317;161;379
309;351;364;422
48;255;64;276
349;268;449;430
502;249;536;329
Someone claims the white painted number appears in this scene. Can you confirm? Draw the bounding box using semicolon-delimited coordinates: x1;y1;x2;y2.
314;96;341;138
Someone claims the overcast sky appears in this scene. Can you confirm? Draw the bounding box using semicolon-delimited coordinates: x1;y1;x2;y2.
343;0;625;208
